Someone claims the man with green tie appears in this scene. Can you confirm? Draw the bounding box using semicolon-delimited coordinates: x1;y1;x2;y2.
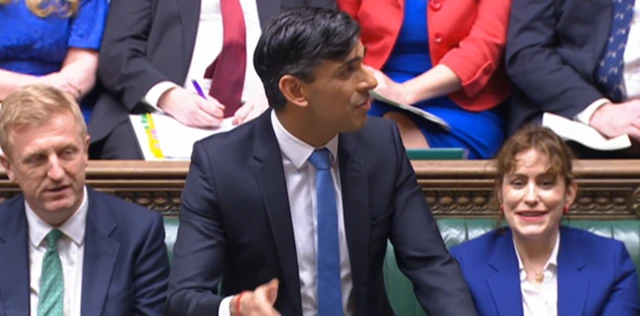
0;84;170;315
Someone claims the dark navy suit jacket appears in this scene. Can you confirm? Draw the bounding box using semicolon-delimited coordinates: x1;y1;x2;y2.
0;187;170;315
506;0;615;134
167;111;477;316
450;226;640;316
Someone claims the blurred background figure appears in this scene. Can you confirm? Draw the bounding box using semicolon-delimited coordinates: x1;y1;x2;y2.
91;0;335;159
507;0;640;158
340;0;511;159
0;0;108;122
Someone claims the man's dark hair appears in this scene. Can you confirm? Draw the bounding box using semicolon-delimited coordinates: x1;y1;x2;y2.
253;7;361;110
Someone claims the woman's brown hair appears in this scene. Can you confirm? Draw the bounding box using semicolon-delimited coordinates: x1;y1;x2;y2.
0;0;78;17
491;125;576;227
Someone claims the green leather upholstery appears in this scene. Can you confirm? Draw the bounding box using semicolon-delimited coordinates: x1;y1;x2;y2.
163;218;640;316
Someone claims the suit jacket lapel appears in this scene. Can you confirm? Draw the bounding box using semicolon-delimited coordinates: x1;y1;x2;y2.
81;189;120;316
177;0;201;70
557;227;588;316
252;111;302;315
0;198;30;315
337;133;371;316
487;230;524;316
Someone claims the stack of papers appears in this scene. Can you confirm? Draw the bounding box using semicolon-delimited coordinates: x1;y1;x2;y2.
130;113;235;160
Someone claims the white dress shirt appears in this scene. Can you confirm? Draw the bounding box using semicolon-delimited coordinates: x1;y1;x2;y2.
27;186;89;316
623;3;640;99
576;2;640;123
144;0;265;110
218;111;355;315
514;233;560;316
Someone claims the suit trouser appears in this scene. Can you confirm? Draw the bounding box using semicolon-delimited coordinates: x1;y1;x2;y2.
89;120;144;160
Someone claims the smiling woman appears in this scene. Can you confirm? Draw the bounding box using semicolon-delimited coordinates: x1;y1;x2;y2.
449;125;640;316
494;124;577;244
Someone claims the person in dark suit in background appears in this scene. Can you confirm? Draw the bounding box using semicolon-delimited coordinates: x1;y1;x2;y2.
0;85;170;315
168;7;477;316
91;0;336;159
507;0;640;156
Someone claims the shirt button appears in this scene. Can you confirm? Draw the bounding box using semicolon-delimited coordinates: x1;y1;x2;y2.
430;0;443;10
434;32;444;43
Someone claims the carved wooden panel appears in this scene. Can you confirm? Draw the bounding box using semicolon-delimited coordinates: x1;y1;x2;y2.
414;160;640;219
0;160;638;219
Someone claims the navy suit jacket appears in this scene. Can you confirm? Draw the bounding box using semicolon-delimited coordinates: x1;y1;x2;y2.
0;187;170;316
505;0;614;134
450;226;640;316
167;111;476;316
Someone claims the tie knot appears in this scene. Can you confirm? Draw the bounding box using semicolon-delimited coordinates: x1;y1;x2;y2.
46;229;63;250
308;148;332;171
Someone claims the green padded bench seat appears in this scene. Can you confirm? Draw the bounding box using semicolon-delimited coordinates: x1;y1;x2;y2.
163;218;640;316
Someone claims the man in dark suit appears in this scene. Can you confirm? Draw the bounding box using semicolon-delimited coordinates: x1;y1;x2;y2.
90;0;336;159
506;0;640;156
168;8;476;316
0;85;170;315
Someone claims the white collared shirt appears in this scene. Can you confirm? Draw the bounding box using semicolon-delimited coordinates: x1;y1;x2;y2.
514;233;560;316
144;0;265;109
622;2;640;99
218;112;354;315
27;186;89;316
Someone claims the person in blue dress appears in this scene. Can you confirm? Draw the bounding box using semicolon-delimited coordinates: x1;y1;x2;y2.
0;0;108;123
340;0;511;159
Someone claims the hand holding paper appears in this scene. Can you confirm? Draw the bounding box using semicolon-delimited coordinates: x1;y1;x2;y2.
369;90;450;131
542;112;631;151
363;66;450;130
365;65;412;105
588;100;640;142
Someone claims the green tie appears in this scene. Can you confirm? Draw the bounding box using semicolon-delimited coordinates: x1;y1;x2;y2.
38;229;64;316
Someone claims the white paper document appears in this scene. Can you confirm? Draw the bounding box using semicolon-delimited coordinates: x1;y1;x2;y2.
542;112;632;151
130;113;235;160
369;90;451;131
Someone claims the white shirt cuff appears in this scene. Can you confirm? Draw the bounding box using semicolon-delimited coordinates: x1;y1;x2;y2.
574;98;611;125
143;81;180;113
218;296;234;316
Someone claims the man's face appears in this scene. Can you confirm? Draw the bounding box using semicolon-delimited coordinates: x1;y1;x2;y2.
0;112;89;225
301;41;378;133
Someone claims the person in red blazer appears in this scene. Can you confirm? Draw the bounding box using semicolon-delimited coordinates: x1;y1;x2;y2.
339;0;511;159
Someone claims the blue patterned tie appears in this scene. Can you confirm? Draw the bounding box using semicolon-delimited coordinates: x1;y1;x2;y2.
308;149;343;316
596;0;635;102
38;229;64;316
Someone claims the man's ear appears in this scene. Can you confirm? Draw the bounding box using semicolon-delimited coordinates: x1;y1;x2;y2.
0;154;16;183
278;75;309;108
84;135;90;167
